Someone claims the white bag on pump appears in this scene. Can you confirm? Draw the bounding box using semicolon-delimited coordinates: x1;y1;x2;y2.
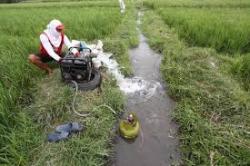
92;58;102;69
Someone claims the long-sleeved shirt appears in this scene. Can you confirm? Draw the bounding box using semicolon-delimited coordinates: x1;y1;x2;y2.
40;33;77;61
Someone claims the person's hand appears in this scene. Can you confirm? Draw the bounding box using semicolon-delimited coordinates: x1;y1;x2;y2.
58;58;63;64
71;48;80;57
74;51;80;57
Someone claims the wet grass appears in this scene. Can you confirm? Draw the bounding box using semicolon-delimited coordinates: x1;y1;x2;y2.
142;10;250;165
0;1;138;165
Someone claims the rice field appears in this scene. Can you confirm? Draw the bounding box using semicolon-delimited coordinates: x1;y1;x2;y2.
145;0;250;88
0;1;132;165
143;0;250;8
157;8;250;54
1;0;250;165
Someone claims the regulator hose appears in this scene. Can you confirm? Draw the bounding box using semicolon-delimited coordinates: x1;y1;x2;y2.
71;81;117;117
71;80;90;117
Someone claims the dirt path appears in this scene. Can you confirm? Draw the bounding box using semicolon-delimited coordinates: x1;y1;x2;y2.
113;12;180;166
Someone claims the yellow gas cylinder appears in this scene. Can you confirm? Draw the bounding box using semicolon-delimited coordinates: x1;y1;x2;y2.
119;112;140;139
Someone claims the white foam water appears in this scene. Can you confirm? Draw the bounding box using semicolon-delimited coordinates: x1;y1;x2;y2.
97;53;161;98
85;41;160;98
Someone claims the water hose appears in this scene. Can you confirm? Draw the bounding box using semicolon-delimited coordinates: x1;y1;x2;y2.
92;104;117;115
71;80;116;117
71;80;90;117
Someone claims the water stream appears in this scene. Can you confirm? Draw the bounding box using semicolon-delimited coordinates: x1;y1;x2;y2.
94;11;180;166
114;12;180;165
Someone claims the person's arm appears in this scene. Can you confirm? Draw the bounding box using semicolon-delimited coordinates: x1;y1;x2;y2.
64;34;79;56
63;35;71;48
40;34;61;61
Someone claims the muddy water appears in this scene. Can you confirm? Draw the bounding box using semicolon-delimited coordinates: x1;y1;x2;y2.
113;13;180;166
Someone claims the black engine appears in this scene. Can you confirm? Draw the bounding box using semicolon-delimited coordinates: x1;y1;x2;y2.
59;47;102;91
60;57;91;82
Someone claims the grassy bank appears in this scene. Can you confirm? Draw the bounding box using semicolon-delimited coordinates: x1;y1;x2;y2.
0;1;137;165
142;10;250;165
3;71;124;165
25;71;124;165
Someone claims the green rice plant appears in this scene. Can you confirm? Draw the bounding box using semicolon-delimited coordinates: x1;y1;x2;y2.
143;0;250;9
26;0;116;2
231;54;250;90
142;10;250;165
0;1;119;8
0;7;121;40
156;7;250;54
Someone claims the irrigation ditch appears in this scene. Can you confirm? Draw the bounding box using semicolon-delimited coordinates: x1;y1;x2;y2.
111;11;180;166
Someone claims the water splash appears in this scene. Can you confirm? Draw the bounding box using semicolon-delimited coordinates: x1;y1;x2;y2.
87;41;160;98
